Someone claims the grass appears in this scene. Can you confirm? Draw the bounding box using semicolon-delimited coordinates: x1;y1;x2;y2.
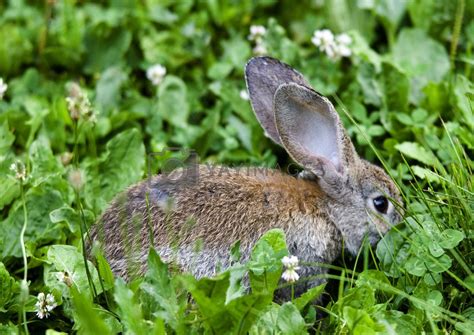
0;1;473;334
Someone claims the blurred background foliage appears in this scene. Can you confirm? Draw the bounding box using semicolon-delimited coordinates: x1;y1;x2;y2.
0;0;473;333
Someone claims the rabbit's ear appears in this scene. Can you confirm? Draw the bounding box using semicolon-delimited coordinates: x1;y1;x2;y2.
245;57;310;145
274;83;358;180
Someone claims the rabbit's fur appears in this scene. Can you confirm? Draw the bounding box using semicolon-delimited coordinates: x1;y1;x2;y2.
89;57;403;292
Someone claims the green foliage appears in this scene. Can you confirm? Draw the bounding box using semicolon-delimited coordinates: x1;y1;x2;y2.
0;0;473;333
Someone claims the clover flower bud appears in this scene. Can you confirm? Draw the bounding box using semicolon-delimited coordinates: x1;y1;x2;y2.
0;78;8;99
146;64;167;86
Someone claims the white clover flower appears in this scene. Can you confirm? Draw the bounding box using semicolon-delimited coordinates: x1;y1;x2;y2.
68;168;85;191
336;33;352;46
324;45;338;60
311;29;335;50
0;78;7;99
335;33;352;57
253;43;268;56
282;255;299;268
335;44;351;58
248;25;268;56
248;25;267;41
239;89;249;101
312;29;352;61
35;292;57;319
10;160;26;181
146;64;167;86
60;152;73;166
282;268;300;282
281;255;301;283
65;82;94;122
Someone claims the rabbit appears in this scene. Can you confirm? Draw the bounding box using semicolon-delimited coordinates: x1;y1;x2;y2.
88;56;403;294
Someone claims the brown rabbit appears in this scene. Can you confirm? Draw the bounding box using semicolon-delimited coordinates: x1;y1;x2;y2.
89;57;403;292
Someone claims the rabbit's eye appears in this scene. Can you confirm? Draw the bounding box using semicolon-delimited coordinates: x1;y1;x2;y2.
373;196;389;214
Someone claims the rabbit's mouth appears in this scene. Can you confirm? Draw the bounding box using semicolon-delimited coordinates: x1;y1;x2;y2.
365;212;393;246
367;230;384;246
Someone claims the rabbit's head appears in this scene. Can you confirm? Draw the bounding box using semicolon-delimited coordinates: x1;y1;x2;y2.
246;57;403;254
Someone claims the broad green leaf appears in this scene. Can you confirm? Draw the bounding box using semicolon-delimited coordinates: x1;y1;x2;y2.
179;273;233;333
336;286;376;310
44;245;102;297
88;128;145;211
248;229;287;295
0;24;33;75
141;249;185;333
45;330;68;335
411;166;441;183
342;306;386;334
404;255;426;276
250;302;307;335
0;121;15;155
276;303;307;335
360;0;407;43
228;115;252;152
424;253;452;273
49;206;81;235
428;240;444;258
0;2;472;333
356;63;382;106
407;0;436;31
350;31;381;70
114;279;149;335
226;293;273;334
0;323;18;335
395;113;414;126
182;269;271;334
207;62;233;80
439;229;466;249
95;252;115;291
423;272;442;286
225;265;246;304
376;228;410;278
221;36;251;69
455;320;474;334
395;142;437;166
148;4;178;25
70;287;115;335
453;75;474;128
29;138;65;187
379;61;410;112
412;285;443;310
265;18;299;65
411;108;429;122
391;28;449;103
464;274;474;292
157;75;189;127
23;97;50;146
324;1;376;41
367;125;384;136
0;188;66;258
0;177;20;210
0;262;18;312
95;66;128;114
84;28;132;73
209;80;254;125
293;284;326;311
423;82;449;113
376;310;420;334
249;304;279;335
356;270;391;290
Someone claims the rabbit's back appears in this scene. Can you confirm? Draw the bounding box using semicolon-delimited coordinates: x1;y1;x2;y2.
91;165;342;279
